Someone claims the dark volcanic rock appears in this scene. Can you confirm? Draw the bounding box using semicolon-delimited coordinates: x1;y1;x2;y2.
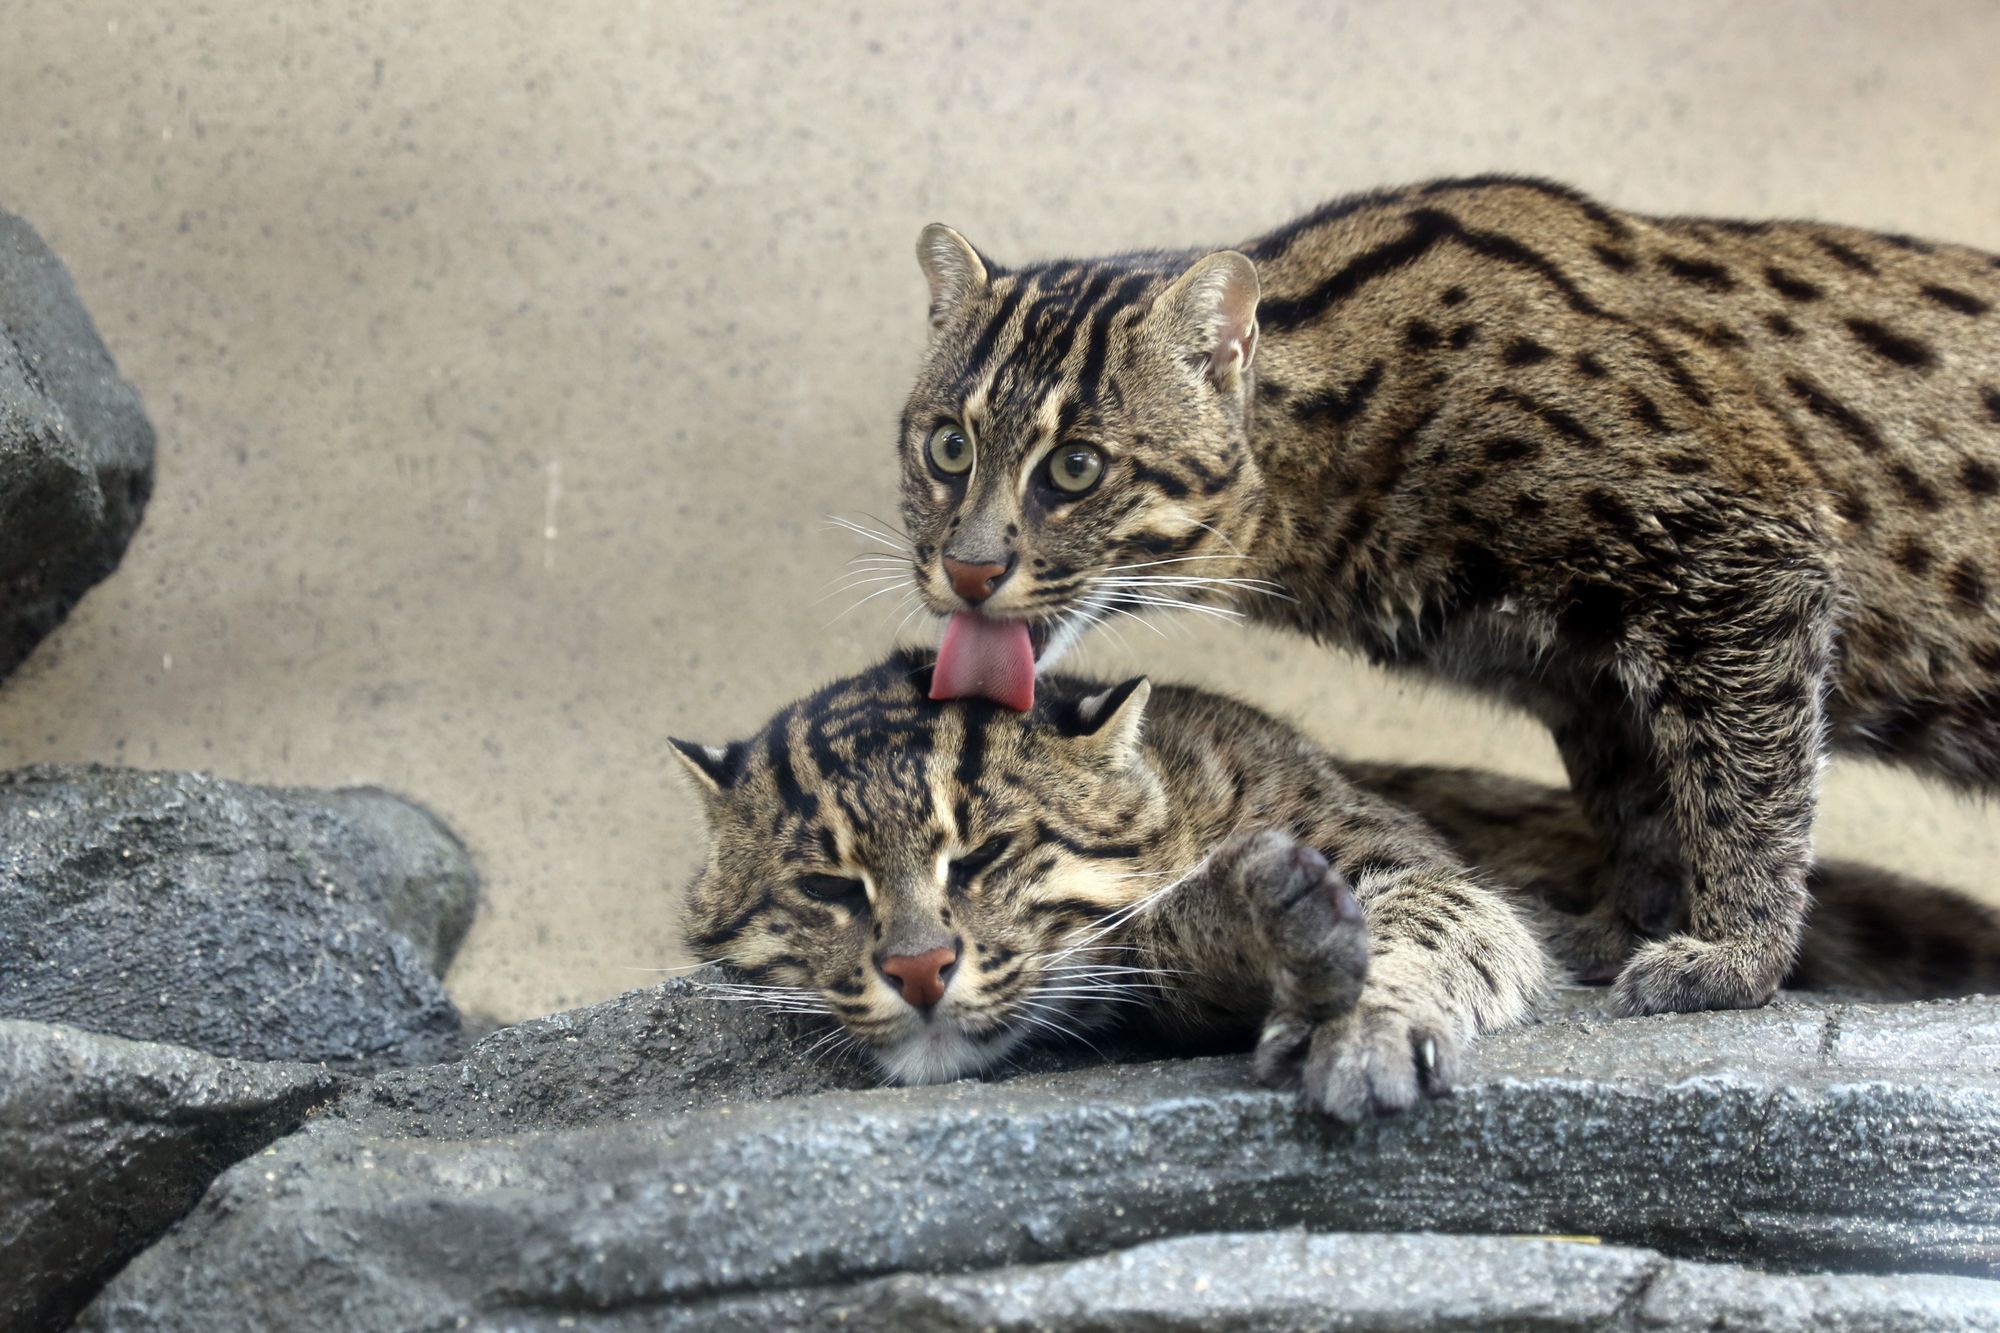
0;1020;331;1333
0;766;479;1067
76;992;2000;1330
0;209;155;678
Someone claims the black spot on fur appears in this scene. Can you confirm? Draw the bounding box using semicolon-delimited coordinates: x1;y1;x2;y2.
1983;387;2000;424
1502;337;1552;367
1293;361;1385;426
1887;461;1943;511
1440;286;1468;306
1883;233;1935;255
1845;318;1936;370
1814;237;1878;274
1763;266;1822;302
1482;436;1538;463
1764;312;1801;338
1583;488;1639;539
1573;351;1606;378
1658;254;1737;290
1447;323;1478;350
1659;452;1708;474
1513;493;1547;517
1962;459;2000;497
1592;244;1636;271
1950;558;1990;612
1785;374;1885;453
1628;390;1671;434
1894;537;1936;576
1405;319;1442;350
1833;491;1872;526
1921;284;1990;316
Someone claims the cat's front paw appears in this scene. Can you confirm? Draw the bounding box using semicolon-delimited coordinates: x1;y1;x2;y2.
1298;998;1459;1122
1612;934;1784;1015
1222;831;1370;1088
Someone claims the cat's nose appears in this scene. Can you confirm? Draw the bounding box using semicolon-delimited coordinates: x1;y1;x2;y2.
942;555;1014;604
878;945;960;1010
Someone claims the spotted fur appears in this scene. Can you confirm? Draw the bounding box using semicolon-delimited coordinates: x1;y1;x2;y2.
672;654;2000;1118
673;651;1549;1116
895;177;2000;1016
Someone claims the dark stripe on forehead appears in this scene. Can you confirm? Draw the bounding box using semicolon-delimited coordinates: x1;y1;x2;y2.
963;280;1030;397
1020;267;1119;382
1079;272;1155;411
764;708;818;821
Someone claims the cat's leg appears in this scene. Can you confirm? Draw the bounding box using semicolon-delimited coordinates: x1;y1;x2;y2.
1540;685;1687;979
1607;546;1836;1015
1198;825;1550;1121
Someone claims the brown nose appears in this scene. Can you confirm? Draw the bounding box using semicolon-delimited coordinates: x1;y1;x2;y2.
878;946;959;1010
943;556;1012;604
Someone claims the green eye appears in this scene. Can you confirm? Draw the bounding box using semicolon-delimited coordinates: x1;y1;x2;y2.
928;424;975;477
1047;444;1105;495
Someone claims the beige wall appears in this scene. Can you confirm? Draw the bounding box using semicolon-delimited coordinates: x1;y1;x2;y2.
3;0;1997;1022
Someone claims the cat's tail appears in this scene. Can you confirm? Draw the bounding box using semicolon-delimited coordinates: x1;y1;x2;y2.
1790;861;2000;1000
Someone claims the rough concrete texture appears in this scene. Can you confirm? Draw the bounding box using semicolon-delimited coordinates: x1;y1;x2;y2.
3;2;1999;1022
0;1019;332;1333
77;992;2000;1330
0;208;154;680
0;765;478;1067
623;1233;2000;1333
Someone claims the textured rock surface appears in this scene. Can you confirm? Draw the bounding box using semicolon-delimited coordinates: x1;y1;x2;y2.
78;991;2000;1330
0;210;154;679
646;1232;2000;1333
333;968;1165;1139
0;766;478;1067
0;1020;331;1333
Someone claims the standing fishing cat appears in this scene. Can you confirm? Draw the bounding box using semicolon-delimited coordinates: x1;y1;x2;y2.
895;176;2000;1016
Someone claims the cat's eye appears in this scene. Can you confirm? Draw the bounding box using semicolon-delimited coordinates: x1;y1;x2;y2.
1046;444;1104;495
797;873;868;906
948;836;1011;892
928;423;975;477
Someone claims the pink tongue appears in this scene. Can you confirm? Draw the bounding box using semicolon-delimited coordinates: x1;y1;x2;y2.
930;612;1036;711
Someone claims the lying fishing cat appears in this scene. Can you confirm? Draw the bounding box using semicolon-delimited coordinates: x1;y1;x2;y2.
895;176;2000;1018
672;653;2000;1119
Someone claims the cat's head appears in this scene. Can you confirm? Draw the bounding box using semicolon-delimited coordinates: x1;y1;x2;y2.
671;651;1169;1084
897;227;1268;665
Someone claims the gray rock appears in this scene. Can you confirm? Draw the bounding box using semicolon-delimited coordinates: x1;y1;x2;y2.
76;991;2000;1330
0;1020;331;1333
0;209;154;678
635;1232;2000;1332
333;967;1167;1140
0;765;479;1067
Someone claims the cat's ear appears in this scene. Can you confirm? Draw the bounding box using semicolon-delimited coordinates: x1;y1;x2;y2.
917;223;990;328
1057;677;1152;768
669;738;743;800
1153;251;1260;392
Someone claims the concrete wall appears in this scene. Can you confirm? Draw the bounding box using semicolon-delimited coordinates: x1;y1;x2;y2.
3;0;1996;1021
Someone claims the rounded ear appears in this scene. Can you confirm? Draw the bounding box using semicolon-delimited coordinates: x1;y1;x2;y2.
1152;251;1260;391
1055;678;1152;768
669;738;743;801
916;223;991;329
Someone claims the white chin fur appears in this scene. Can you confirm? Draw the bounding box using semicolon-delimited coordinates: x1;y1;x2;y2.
873;1019;1029;1086
1033;608;1093;671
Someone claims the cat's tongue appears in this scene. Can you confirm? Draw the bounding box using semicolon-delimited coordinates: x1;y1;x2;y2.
930;612;1036;712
